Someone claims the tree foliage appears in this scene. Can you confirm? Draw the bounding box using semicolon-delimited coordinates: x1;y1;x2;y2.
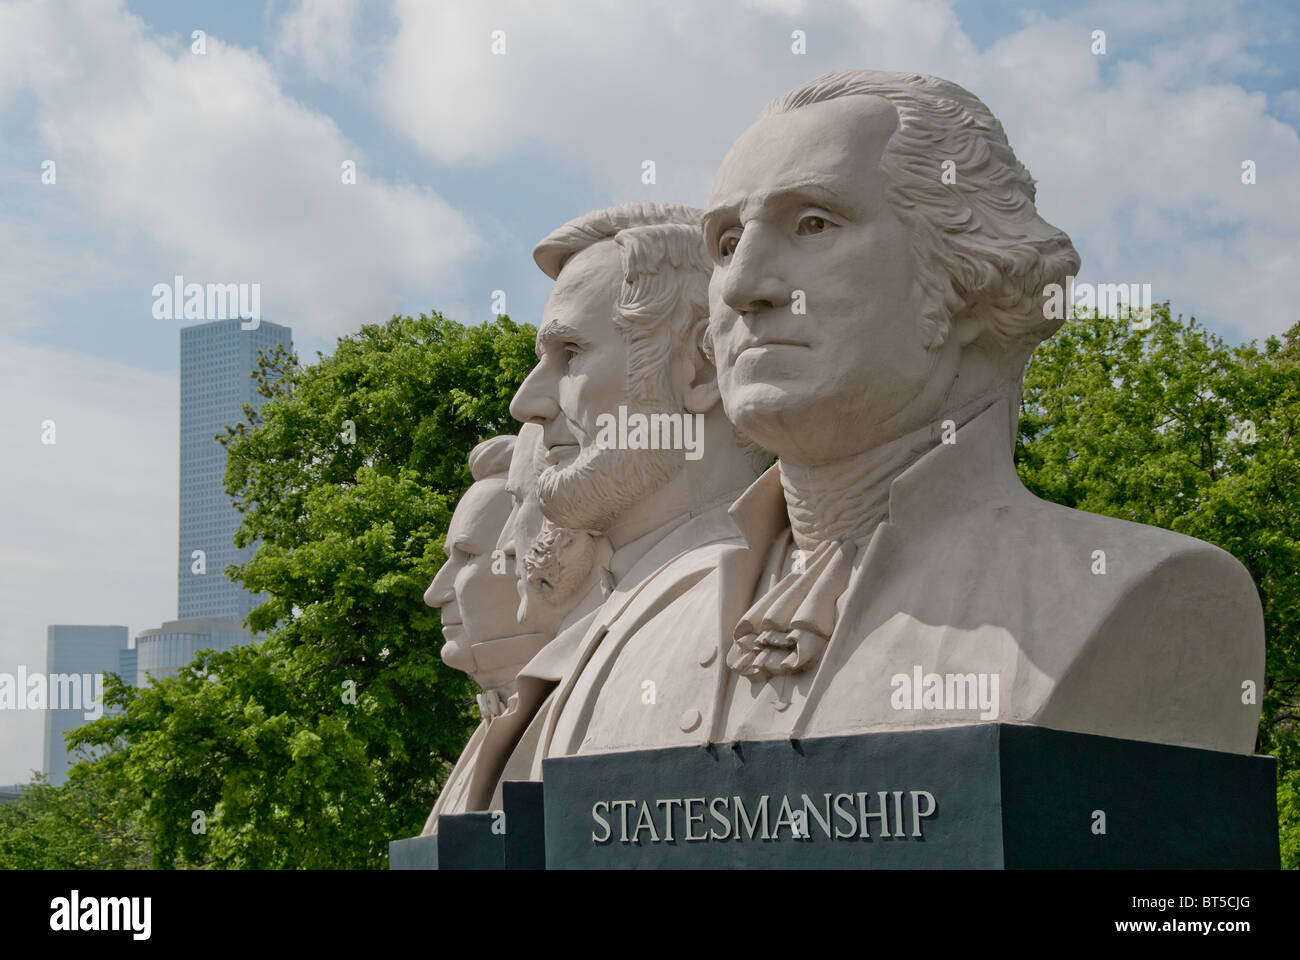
1017;303;1300;865
65;313;536;867
0;764;149;870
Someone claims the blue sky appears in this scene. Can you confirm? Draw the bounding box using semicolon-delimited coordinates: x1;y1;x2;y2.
1;0;1297;781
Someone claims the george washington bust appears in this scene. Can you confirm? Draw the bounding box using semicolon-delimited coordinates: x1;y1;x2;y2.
696;70;1264;755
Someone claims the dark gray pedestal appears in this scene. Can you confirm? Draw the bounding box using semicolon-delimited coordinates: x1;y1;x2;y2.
540;725;1279;869
389;780;545;869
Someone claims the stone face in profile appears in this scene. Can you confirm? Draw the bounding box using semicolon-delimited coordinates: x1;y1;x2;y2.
419;434;553;831
698;69;1264;755
513;204;762;545
508;202;767;765
423;435;519;697
421;425;616;830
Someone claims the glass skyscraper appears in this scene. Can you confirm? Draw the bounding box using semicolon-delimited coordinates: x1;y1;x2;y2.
33;321;292;783
118;644;137;689
178;318;292;623
133;618;249;686
43;624;129;784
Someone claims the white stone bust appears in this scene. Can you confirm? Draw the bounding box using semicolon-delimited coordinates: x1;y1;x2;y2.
421;428;610;831
699;70;1263;755
703;71;1073;475
423;435;531;716
505;203;770;763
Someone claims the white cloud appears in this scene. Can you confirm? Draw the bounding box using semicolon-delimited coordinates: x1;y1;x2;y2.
743;0;807;14
276;0;361;82
0;0;480;343
372;0;1299;339
373;0;979;205
966;10;1300;339
0;337;177;785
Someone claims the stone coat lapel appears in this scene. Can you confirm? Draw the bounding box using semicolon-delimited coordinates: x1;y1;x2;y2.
539;502;745;761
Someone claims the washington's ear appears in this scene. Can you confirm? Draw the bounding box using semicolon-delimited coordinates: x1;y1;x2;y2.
913;273;985;352
951;301;985;347
679;320;722;414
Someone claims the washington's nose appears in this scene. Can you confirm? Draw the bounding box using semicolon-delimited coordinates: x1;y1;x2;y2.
721;226;791;315
510;362;561;425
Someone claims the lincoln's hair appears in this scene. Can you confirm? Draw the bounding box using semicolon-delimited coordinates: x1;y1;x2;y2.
763;70;1080;367
535;203;770;472
533;203;710;406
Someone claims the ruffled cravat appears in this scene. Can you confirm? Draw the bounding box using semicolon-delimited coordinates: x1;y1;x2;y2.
725;395;1005;685
726;409;972;682
726;538;858;677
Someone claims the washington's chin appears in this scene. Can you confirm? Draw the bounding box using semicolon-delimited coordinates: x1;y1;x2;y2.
723;380;837;443
732;382;905;465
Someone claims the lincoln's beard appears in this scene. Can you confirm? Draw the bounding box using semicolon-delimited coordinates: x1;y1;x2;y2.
535;402;684;532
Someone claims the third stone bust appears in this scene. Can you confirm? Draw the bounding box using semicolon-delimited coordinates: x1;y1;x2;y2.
697;69;1264;754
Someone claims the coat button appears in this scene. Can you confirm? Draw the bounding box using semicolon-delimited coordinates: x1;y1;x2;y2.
699;646;716;667
679;708;702;732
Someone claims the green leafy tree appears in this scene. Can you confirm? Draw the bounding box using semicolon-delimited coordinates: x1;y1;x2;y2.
52;303;1298;869
70;313;536;867
1017;303;1300;865
0;764;149;870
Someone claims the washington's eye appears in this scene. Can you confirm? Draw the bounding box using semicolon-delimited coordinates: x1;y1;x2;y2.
796;214;827;236
562;342;581;362
718;229;741;260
